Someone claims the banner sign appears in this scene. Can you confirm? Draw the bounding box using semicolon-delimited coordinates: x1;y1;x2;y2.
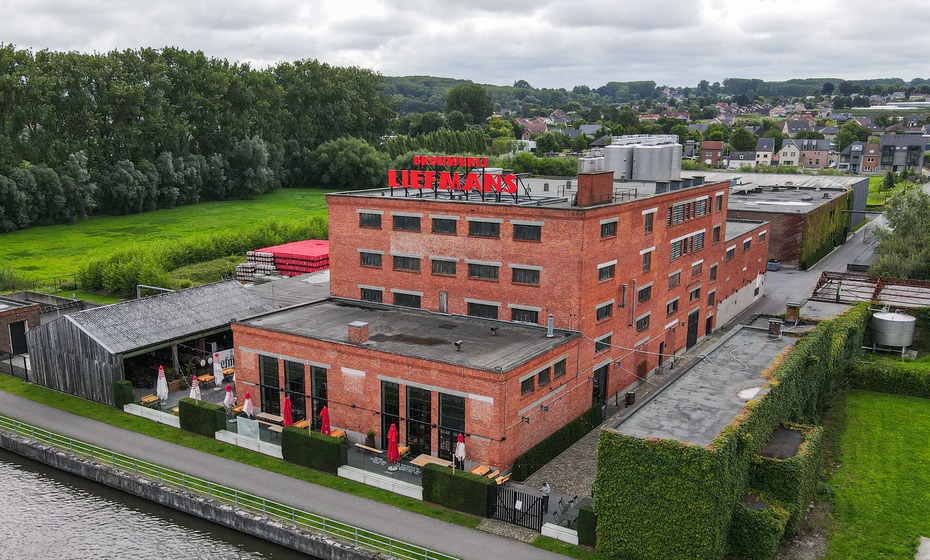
388;154;518;194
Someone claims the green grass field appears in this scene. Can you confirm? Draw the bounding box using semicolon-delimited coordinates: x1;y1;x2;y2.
0;188;332;289
866;175;914;207
825;390;930;559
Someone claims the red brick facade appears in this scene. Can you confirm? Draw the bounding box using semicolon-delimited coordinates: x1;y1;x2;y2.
0;303;40;354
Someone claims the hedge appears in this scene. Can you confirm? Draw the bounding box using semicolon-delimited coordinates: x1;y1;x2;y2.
512;404;604;481
592;303;868;560
749;424;824;536
113;380;134;408
421;463;496;517
281;426;347;474
850;359;930;398
577;504;597;548
178;397;225;437
727;496;790;560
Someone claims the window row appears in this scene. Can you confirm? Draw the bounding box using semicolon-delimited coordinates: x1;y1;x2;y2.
360;288;543;324
670;232;705;261
360;253;540;285
666;198;708;226
599;211;654;239
359;212;541;241
520;358;568;395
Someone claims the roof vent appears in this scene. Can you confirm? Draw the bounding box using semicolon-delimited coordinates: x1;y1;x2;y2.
348;321;369;344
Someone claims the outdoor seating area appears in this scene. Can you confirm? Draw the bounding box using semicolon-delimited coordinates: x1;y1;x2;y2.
469;464;509;485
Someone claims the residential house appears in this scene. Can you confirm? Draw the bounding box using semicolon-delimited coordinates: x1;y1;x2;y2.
755;138;776;166
778;140;801;166
862;143;881;174
797;139;833;170
818;126;839;141
702;140;725;167
838;142;866;174
727;151;757;169
879;134;927;173
782;119;814;137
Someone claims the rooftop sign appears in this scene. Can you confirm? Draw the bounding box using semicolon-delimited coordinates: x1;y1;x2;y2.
388;154;518;194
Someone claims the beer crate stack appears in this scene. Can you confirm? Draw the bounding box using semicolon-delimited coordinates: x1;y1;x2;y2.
234;262;255;282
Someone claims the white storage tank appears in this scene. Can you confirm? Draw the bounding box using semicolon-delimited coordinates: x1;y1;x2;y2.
632;145;664;181
872;311;917;348
605;144;634;180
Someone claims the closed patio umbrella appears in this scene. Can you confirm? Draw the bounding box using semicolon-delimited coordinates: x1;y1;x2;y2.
320;406;330;435
223;385;236;423
283;395;293;427
156;365;169;404
243;392;254;418
213;354;224;386
189;374;201;401
454;433;466;470
387;423;399;471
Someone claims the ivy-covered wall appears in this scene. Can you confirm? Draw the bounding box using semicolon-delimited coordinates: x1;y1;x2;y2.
593;304;868;560
799;191;852;269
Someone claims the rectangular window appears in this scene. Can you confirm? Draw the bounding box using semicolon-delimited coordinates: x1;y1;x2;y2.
710;264;718;281
394;292;421;308
644;212;654;233
468;263;499;280
259;355;280;416
406;386;432;457
713;225;720;243
553;359;567;378
690;287;702;302
696;199;707;216
380;381;400;449
513;224;542;241
438;393;466;461
595;335;612;353
637;285;652;303
759;232;767;243
601;220;618;238
636;314;650;332
691;261;703;277
512;267;540;285
431;259;456;276
715;194;723;211
360;288;383;303
511;308;539;324
310;365;328;431
393;255;421;272
642;251;652;272
707;290;716;307
694;232;705;251
599;263;616;281
393;215;420;232
666;298;679;316
743;239;751;251
521;377;535;395
596;302;613;321
359;212;381;229
726;247;735;261
284;360;306;423
468;220;500;238
467;302;499;319
360;252;382;268
432;218;457;235
669;270;681;288
537;367;551;387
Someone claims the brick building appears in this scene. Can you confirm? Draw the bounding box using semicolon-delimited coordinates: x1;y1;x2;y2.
0;297;39;355
233;167;769;468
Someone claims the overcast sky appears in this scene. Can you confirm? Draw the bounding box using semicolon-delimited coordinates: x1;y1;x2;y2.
2;0;928;89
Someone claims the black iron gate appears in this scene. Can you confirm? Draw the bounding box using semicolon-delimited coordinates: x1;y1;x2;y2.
493;486;543;531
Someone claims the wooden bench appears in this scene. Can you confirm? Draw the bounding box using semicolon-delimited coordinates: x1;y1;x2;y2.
329;429;346;439
495;474;511;485
293;419;310;429
397;445;410;459
258;420;283;439
140;395;159;407
197;374;215;389
170;406;180;416
354;443;384;454
486;469;500;479
470;465;491;476
231;404;244;416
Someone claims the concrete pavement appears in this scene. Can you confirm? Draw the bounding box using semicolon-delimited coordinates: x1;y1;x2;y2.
0;390;568;560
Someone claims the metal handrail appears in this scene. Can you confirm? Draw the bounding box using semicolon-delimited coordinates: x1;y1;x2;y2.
0;414;458;560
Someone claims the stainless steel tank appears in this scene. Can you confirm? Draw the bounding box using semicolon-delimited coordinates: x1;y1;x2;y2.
872;311;917;347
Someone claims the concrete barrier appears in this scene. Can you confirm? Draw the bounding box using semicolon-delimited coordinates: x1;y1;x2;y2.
123;403;181;428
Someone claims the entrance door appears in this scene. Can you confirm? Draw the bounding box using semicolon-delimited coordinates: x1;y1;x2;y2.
705;315;714;337
592;363;609;406
658;342;665;367
439;291;448;314
9;321;27;354
686;310;700;349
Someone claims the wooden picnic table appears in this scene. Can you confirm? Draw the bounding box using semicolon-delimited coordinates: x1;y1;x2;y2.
470;465;491;476
256;412;284;424
197;374;215;388
293;419;310;429
410;454;453;468
140;395;159;407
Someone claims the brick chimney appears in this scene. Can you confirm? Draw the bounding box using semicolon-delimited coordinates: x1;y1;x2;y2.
575;171;614;207
348;321;369;344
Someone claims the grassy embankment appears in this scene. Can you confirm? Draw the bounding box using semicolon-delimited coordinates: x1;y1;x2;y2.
0;188;332;302
0;374;481;528
866;175;916;208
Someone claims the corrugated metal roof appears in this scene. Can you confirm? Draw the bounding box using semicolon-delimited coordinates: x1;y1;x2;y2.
69;281;272;354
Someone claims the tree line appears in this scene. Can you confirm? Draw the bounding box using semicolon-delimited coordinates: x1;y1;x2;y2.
0;45;394;232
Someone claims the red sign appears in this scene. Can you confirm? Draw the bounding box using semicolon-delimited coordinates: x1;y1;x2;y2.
389;155;517;193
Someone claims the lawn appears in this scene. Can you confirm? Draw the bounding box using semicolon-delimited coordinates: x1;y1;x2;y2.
0;188;332;290
866;175;913;208
825;390;930;559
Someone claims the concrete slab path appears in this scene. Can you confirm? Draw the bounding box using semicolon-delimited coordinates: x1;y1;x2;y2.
0;390;568;560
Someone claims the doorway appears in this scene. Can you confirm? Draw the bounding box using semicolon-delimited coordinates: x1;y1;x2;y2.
9;321;27;354
686;310;700;349
592;363;609;406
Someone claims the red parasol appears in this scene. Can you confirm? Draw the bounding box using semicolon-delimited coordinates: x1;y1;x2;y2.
282;395;293;426
387;423;399;468
320;406;331;435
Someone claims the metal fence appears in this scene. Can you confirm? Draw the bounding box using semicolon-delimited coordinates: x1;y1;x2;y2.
0;414;458;560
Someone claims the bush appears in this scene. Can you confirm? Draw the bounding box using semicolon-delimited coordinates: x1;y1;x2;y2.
421;463;495;517
511;405;603;481
178;397;225;437
113;380;134;408
577;504;597;547
281;426;347;474
727;496;790;560
849;359;930;397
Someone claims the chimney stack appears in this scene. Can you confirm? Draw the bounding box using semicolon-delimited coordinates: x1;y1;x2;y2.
348;321;369;344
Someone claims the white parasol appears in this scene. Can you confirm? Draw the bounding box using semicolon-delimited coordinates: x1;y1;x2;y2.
213;353;224;386
243;392;254;418
454;433;466;469
223;385;235;409
189;374;201;401
156;365;169;404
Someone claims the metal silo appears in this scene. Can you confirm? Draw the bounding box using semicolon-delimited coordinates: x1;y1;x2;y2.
632;145;664;181
871;311;917;348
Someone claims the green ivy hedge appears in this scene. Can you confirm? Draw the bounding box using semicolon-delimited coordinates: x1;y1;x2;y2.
577;504;597;548
421;463;495;517
749;424;824;536
850;359;930;398
178;397;225;437
512;405;603;482
281;426;347;474
113;380;134;408
592;304;868;560
727;496;790;560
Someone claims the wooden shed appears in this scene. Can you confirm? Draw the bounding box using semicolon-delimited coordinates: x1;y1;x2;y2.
26;281;271;406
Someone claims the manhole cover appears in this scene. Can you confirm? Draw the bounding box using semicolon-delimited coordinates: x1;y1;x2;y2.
737;387;761;400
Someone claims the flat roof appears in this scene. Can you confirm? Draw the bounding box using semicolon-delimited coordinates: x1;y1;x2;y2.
811;272;930;308
0;297;35;312
724;219;767;242
246;270;331;309
238;299;578;372
612;326;795;446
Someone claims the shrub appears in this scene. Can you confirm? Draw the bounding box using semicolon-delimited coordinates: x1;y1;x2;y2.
178;397;225;437
512;405;603;481
113;380;134;408
727;496;790;560
421;463;495;517
849;359;930;398
281;426;347;474
577;504;597;547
